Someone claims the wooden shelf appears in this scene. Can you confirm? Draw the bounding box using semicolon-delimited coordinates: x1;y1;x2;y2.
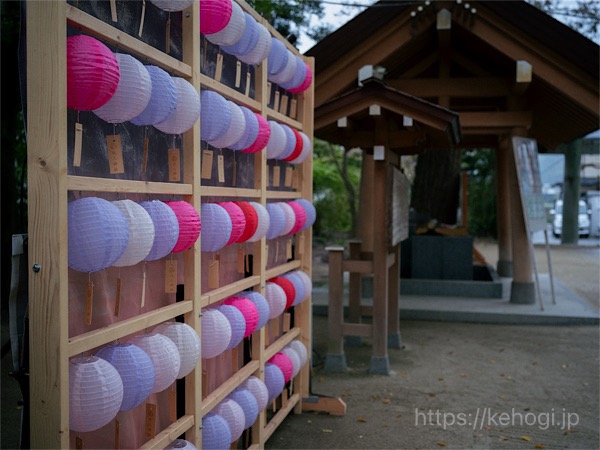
67;175;193;195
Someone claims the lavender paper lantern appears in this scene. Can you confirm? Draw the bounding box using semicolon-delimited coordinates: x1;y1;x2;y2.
264;363;285;403
265;203;285;240
267;38;288;78
238;21;272;66
233;201;258;243
200;0;233;35
241;376;269;412
95;343;155;411
269;352;293;383
201;308;232;359
69;356;124;432
281;346;302;378
150;0;194;12
154;321;201;379
200;203;232;252
208;101;246;149
217;201;246;246
294;270;312;305
205;0;245;46
266;120;286;159
93;53;152;123
238;291;270;330
294;198;316;231
288;131;312;165
165;201;201;253
112;199;155;267
200;89;232;142
202;413;232;450
289;339;308;367
268;49;296;85
283;272;305;307
242;114;270;154
129;332;181;393
154;77;200;135
68;197;129;273
280;55;307;91
224;296;259;338
288;200;307;235
67;35;120;111
229;106;258;151
281;128;303;162
277;124;297;160
130;65;177;126
214;399;245;442
288;63;313;94
247;202;270;242
227;388;258;429
221;12;258;57
164;439;198;450
139;200;180;261
264;282;286;319
216;304;245;350
277;202;296;236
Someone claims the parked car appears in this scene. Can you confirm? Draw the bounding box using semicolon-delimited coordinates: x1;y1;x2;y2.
550;199;591;238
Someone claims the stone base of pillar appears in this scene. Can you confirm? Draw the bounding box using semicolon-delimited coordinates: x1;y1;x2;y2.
510;281;536;304
388;332;402;349
369;355;390;375
497;259;513;277
324;353;347;372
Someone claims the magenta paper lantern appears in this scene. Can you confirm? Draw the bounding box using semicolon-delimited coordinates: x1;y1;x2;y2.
68;197;129;273
150;0;193;12
201;308;232;359
283;272;305;306
130;65;177;126
267;38;288;78
227;388;258;429
264;363;285;403
202;413;231;450
247;202;270;242
242;114;270;154
241;376;269;412
112;200;155;267
200;89;232;143
139;200;179;261
269;49;296;85
265;203;285;240
129;333;181;393
165;201;201;253
94;53;152;123
214;399;245;442
288;201;307;234
164;439;198;450
289;63;313;94
238;21;272;66
294;198;316;231
200;203;232;252
281;128;303;162
208;101;246;149
95;343;154;412
221;12;258;56
288;339;308;367
276;202;295;236
153;322;201;379
154;77;200;135
200;0;232;35
266;120;286;159
224;296;259;338
288;131;312;165
281;347;302;378
205;0;245;46
217;201;246;245
233;201;258;243
280;55;307;91
216;304;245;350
238;291;270;330
67;35;120;111
269;352;293;383
229;106;258;151
264;282;286;319
69;356;123;432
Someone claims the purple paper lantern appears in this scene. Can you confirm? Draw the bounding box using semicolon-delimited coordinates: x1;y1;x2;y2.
288;131;312;165
205;0;245;46
283;272;305;306
201;308;232;359
266;203;285;240
294;198;316;231
154;77;200;135
238;291;270;330
269;352;293;383
221;12;258;57
112;199;155;267
294;270;312;305
217;201;246;246
227;388;258;429
241;376;269;412
164;439;198;450
266;120;286;159
150;0;194;12
267;38;288;78
200;89;232;143
238;21;272;66
130;65;177;126
277;124;297;160
277;202;296;235
200;203;233;252
288;63;313;94
216;304;246;351
214;399;245;442
68;197;129;273
95;343;155;411
264;363;285;403
129;332;181;393
224;296;259;338
229;106;258;151
153;321;201;379
269;49;296;85
139;200;180;261
281;55;308;91
208;101;246;149
264;282;286;319
202;413;232;450
247;202;270;242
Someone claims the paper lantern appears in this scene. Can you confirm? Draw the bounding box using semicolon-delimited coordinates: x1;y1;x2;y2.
294;198;316;231
288;339;308;367
265;203;285;240
280;55;307;91
67;35;120;111
216;202;246;246
227;388;258;429
241;376;269;412
214;399;245;442
229;106;258;151
95;343;155;411
200;0;233;35
154;77;200;135
69;356;123;432
202;413;232;450
154;321;201;379
130;65;177;126
281;347;302;378
150;0;194;12
233;201;258;243
129;333;181;393
269;276;295;310
68;197;129;272
165;201;201;253
224;296;259;338
93;53;152;123
247;202;270;242
293;270;312;305
242;114;270;154
216;304;245;350
269;49;296;85
208;101;246;149
221;12;258;56
283;272;305;307
164;439;198;450
112;199;155;267
264;363;285;403
277;124;296;160
238;21;272;65
288;201;307;234
288;131;312;165
201;308;232;358
269;352;293;383
277;202;296;236
281;128;303;162
139;200;180;261
238;291;270;330
264;282;286;318
288;63;313;94
205;0;245;46
200;89;232;143
200;203;232;252
265;121;286;159
267;38;288;78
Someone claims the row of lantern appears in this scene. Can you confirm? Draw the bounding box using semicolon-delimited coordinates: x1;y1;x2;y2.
69;321;201;432
68;197;316;273
202;0;313;94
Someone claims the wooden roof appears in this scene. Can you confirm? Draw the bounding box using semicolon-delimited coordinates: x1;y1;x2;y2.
306;0;599;150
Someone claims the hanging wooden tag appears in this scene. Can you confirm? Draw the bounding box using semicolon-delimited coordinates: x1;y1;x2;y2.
245;72;251;96
168;147;181;181
168;385;177;422
290;99;298;119
273;91;280;112
142;136;149;174
286;239;292;260
272;165;281;187
114;276;122;317
208;258;220;289
201;150;213;179
165;259;178;293
145;403;157;439
141;265;147;308
110;0;118;22
75;437;83;450
231;347;239;372
138;0;146;37
279;95;289;115
235;61;242;88
237;247;245;274
282;389;289;408
85;279;93;325
284;166;293;187
215;53;224;82
114;417;120;450
267;82;272;101
245;252;252;275
283;312;291;332
73;122;83;167
165;14;171;54
217;154;225;183
106;135;125;174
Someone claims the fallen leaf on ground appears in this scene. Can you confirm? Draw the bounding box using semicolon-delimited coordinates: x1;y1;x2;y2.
521;436;531;442
357;416;367;422
382;399;391;404
460;372;467;378
322;429;333;433
319;376;325;382
499;436;509;441
436;442;446;447
535;444;545;449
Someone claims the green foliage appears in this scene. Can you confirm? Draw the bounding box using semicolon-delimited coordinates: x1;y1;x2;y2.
462;149;497;238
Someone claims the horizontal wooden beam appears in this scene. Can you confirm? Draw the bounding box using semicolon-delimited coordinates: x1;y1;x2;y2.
139;415;195;449
201;361;260;415
342;259;373;274
387;77;511;98
460;111;532;129
67;176;193;196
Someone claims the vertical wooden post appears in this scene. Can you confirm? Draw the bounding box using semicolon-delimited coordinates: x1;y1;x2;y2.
347;240;362;325
324;246;347;372
387;243;401;349
496;137;513;277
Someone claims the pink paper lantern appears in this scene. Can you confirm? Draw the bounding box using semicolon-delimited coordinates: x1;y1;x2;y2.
288;131;312;165
200;203;232;252
216;304;246;350
129;332;181;393
200;0;233;35
201;308;232;359
233;201;258;243
288;63;313;94
205;0;245;46
214;399;245;442
247;202;270;242
238;291;270;330
269;352;293;383
241;376;269;412
153;321;201;379
281;128;303;162
264;282;286;318
67;35;120;111
264;363;284;403
224;296;259;338
281;347;302;378
165;201;201;253
288;201;307;234
276;202;296;235
242;113;270;154
269;276;295;310
154;77;200;135
217;201;246;245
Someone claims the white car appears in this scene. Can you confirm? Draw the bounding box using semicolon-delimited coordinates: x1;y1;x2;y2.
551;199;591;238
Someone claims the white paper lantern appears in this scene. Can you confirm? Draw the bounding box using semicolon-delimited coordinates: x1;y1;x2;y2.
288;131;312;165
112;200;155;267
94;53;152;123
264;282;286;319
241;376;269;412
293;270;312;305
267;38;288;78
164;439;198;450
69;356;124;432
154;77;200;135
216;304;245;351
221;12;257;57
208;101;246;149
129;332;181;393
288;339;308;367
200;89;231;143
201;308;232;359
214;399;245;442
150;0;194;12
238;21;272;65
281;346;302;378
153;322;201;379
266;203;285;240
278;124;297;160
277;202;295;235
227;388;258;429
265;120;286;159
247;202;270;242
139;200;180;261
205;0;245;46
268;49;296;85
